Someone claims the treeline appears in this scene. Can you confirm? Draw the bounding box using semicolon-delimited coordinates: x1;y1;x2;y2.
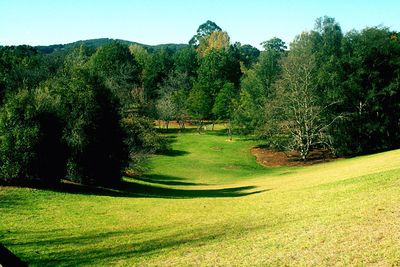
235;17;400;159
1;17;400;186
0;44;165;186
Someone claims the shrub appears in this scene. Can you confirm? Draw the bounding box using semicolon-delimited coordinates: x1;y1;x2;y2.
121;115;167;172
0;89;66;184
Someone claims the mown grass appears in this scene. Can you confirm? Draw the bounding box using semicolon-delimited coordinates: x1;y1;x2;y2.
1;130;400;266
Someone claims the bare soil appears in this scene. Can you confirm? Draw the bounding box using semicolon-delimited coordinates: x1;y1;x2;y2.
251;147;339;167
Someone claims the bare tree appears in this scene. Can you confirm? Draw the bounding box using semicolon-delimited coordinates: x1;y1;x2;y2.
264;34;341;160
156;92;176;129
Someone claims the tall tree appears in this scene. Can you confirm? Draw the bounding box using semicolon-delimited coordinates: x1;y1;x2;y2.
187;83;212;131
260;37;287;52
233;38;286;134
197;31;230;57
89;42;141;115
158;71;192;129
337;27;400;154
173;46;199;78
235;43;260;69
189;20;222;46
264;33;339;160
212;82;237;139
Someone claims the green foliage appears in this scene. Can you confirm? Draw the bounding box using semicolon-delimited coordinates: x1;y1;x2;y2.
233;43;284;135
0;89;66;184
196;48;241;103
236;43;260;68
173;46;199;77
187;83;211;120
0;90;39;182
156;92;176;127
156;71;192;127
189;20;222;46
56;68;126;185
266;35;336;160
89;42;141;113
212;82;236;120
0;46;51;102
260;37;287;52
142;48;175;116
335;27;400;154
129;44;151;73
121;115;166;172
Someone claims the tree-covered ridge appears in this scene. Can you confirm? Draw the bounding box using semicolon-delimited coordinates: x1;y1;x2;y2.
35;38;188;54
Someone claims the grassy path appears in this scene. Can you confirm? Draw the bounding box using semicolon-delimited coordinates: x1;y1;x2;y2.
1;131;400;265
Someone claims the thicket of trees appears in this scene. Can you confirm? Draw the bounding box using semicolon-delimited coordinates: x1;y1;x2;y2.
1;17;400;186
236;17;400;158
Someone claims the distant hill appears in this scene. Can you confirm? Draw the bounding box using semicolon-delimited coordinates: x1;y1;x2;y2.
35;38;188;54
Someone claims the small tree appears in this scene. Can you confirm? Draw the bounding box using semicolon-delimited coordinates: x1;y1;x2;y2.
157;71;192;130
212;82;236;139
121;115;166;173
156;92;176;129
187;83;211;132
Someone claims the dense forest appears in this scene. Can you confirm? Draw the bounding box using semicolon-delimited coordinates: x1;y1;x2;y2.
1;16;400;186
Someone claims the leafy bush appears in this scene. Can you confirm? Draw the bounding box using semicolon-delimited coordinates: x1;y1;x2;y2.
54;68;127;185
121;115;167;172
0;89;66;184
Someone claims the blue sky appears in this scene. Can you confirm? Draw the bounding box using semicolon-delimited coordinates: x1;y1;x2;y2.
1;0;399;48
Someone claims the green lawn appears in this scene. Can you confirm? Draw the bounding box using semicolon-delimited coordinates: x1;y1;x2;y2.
1;130;400;266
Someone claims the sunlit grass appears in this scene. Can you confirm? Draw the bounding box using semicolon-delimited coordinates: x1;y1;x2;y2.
1;130;400;266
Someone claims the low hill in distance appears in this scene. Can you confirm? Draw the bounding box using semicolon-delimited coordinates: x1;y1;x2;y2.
34;38;188;54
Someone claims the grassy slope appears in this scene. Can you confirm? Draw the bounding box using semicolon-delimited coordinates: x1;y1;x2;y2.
1;131;400;266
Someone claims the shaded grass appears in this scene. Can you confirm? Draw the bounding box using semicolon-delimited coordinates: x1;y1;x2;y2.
1;132;400;266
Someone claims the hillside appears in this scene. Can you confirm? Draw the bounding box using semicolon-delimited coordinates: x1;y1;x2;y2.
34;38;188;54
1;131;400;265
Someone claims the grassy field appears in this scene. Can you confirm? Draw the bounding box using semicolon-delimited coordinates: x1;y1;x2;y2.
1;130;400;266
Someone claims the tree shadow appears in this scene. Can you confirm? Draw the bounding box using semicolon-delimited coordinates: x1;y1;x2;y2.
157;149;190;157
28;178;268;199
156;128;197;134
155;135;190;157
133;174;205;186
4;222;269;266
206;129;229;136
117;179;268;198
0;244;28;267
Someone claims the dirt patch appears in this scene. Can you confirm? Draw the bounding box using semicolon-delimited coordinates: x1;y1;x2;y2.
251;147;340;167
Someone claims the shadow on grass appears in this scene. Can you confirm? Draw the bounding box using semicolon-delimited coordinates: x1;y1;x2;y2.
156;128;198;134
0;244;28;267
5;222;269;266
157;149;190;157
133;174;205;186
154;134;190;157
123;179;267;198
19;175;269;200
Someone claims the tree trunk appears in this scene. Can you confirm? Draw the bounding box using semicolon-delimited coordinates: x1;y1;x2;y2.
197;119;203;134
178;119;185;130
227;119;232;141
